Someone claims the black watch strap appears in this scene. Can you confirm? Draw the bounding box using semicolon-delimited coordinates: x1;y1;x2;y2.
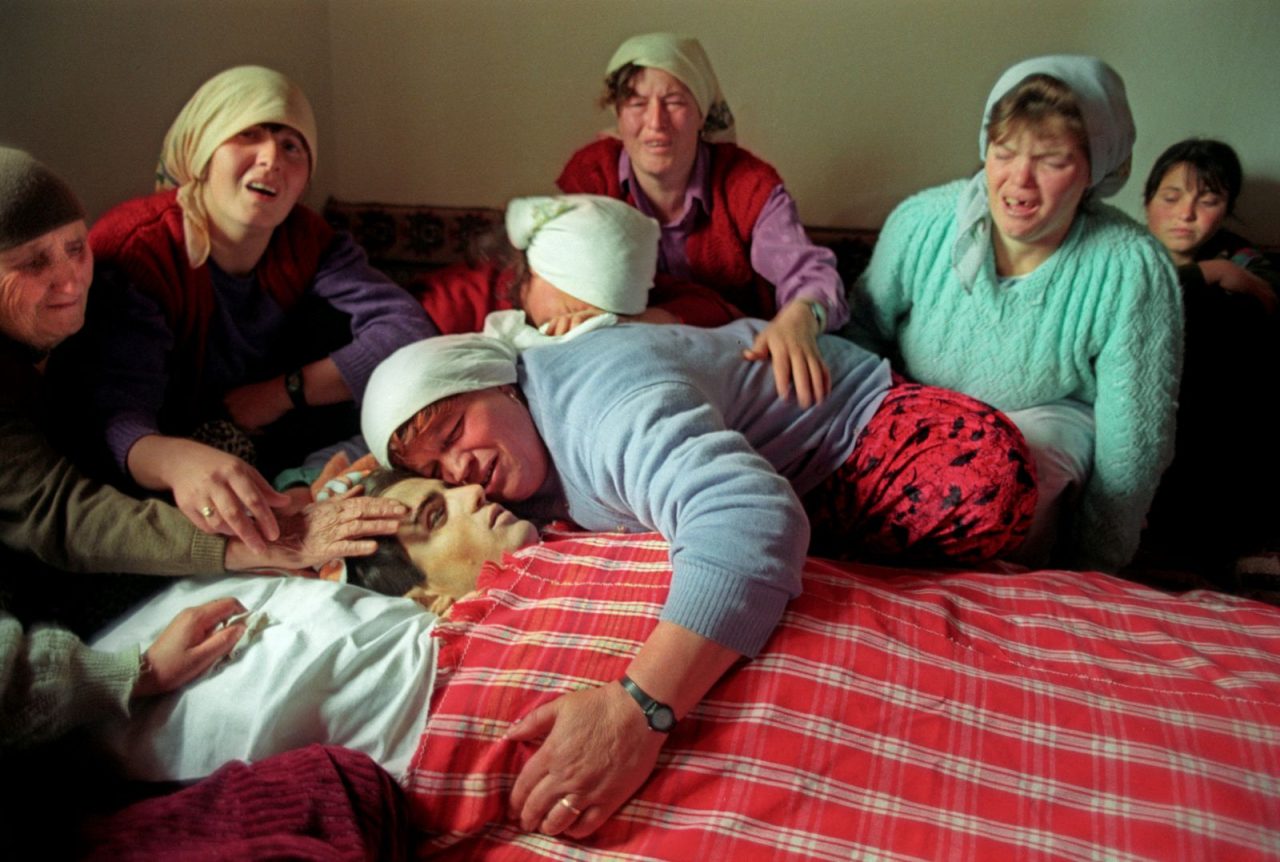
619;674;677;733
284;369;307;410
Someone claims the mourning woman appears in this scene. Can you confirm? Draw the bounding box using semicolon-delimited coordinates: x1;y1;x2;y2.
0;147;407;750
847;55;1181;571
360;300;1037;837
82;65;433;552
558;32;847;407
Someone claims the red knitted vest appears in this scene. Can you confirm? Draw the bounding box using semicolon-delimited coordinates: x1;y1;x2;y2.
89;189;334;368
557;139;782;318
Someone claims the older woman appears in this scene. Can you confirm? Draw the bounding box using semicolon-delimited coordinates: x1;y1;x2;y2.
81;65;433;552
848;55;1182;572
557;32;847;407
1142;139;1279;572
360;311;1036;835
0;147;407;749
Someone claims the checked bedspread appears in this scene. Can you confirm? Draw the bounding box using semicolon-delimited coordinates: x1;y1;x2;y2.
406;534;1280;861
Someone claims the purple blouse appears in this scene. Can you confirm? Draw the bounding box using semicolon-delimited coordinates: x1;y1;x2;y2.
617;142;849;329
96;231;435;469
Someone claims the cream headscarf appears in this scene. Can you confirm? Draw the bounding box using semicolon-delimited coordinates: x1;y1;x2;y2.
156;65;318;268
360;333;519;468
606;33;735;143
952;55;1136;289
506;194;658;316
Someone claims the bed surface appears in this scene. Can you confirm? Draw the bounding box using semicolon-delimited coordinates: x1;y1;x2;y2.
408;533;1280;861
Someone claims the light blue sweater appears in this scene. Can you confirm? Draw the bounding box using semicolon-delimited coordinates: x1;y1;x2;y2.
847;180;1182;571
519;319;891;656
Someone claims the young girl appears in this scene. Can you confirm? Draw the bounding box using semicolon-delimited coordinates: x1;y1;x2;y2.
83;66;433;551
1142;139;1278;574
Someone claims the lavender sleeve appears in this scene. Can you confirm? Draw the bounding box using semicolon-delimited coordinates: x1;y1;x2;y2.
749;186;850;330
92;285;173;472
309;232;438;401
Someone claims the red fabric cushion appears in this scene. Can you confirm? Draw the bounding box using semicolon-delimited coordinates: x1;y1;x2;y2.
408;535;1280;860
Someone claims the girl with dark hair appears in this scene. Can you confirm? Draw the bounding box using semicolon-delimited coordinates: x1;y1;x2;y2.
1142;139;1279;574
1144;138;1278;313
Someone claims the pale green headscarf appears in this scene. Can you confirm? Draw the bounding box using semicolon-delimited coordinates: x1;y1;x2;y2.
952;55;1136;289
606;33;735;143
156;65;318;267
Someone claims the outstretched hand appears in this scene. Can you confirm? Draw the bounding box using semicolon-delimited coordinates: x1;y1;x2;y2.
742;298;831;408
228;496;408;571
507;682;665;839
133;597;247;698
140;437;290;553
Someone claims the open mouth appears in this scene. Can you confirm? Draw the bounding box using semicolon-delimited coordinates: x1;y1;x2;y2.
246;180;278;197
479;458;497;496
1002;195;1039;217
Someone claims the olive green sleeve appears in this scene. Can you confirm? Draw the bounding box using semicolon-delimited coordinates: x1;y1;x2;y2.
0;612;137;750
0;411;226;575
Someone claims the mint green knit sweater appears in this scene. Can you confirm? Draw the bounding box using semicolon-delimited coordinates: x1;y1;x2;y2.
848;180;1182;571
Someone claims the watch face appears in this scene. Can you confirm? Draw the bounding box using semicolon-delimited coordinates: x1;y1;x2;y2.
649;705;677;733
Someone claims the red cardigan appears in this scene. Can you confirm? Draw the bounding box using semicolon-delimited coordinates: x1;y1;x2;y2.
89;189;334;370
557;138;782;319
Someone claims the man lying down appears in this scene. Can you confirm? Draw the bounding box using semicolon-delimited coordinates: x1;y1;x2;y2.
90;471;538;782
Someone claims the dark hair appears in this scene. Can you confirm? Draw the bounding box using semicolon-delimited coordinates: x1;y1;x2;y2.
1142;138;1243;214
465;223;530;308
986;74;1089;160
599;62;645;111
344;468;424;597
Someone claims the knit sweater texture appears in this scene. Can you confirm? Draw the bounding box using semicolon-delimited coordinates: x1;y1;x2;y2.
558;138;783;318
0;612;136;750
0;337;226;575
519;319;891;656
847;180;1182;570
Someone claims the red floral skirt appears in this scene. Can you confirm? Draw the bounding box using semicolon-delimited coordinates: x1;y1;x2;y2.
804;382;1037;564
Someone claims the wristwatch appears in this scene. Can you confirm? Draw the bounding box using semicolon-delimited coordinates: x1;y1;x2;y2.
284;369;307;410
620;675;677;732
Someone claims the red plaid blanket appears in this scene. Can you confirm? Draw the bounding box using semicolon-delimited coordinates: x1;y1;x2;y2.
407;534;1280;860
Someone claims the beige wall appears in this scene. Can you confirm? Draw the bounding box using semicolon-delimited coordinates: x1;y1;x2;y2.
1;0;334;219
4;0;1278;242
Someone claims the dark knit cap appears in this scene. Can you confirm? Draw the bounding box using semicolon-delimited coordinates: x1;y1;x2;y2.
0;147;85;253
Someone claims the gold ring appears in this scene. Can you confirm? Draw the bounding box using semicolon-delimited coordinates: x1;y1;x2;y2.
557;796;583;817
199;505;216;518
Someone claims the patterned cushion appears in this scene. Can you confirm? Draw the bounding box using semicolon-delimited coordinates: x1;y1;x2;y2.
322;198;880;293
407;533;1280;860
323;198;502;286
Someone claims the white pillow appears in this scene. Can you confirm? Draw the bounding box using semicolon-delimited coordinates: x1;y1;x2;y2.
90;575;438;782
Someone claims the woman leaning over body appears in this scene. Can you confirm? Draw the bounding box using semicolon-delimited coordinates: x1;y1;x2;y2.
847;55;1181;571
557;32;847;407
80;65;433;553
358;203;1036;838
0;148;407;750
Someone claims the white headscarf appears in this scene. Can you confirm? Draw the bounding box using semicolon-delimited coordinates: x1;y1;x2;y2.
506;194;658;315
360;333;518;468
952;55;1136;289
606;33;735;143
156;65;318;267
